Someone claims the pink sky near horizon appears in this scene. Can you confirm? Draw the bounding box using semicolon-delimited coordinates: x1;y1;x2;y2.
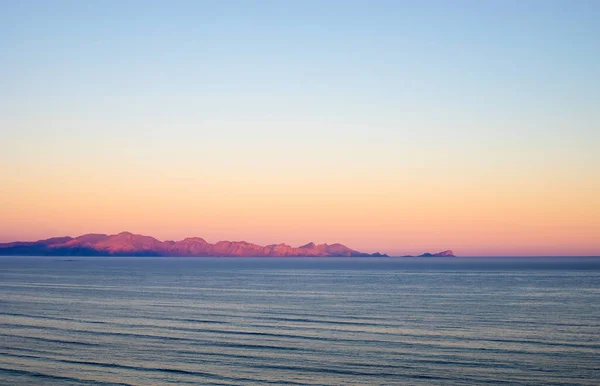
1;145;599;256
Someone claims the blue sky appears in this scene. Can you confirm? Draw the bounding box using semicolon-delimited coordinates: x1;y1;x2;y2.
3;0;598;129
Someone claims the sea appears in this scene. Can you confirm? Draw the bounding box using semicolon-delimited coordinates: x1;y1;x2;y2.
0;256;599;385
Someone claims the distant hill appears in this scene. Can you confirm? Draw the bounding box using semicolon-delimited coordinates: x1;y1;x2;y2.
0;232;389;257
401;250;456;257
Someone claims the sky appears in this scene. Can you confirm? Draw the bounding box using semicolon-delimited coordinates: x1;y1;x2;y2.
1;0;599;256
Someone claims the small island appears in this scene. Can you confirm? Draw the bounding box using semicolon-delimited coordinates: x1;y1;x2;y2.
401;250;456;257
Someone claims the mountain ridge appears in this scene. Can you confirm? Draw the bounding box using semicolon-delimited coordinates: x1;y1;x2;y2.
0;232;455;257
0;232;391;257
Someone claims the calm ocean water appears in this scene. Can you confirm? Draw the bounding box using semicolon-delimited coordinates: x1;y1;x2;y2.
0;257;599;385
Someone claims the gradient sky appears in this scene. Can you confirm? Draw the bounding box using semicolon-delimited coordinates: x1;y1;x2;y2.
1;0;599;256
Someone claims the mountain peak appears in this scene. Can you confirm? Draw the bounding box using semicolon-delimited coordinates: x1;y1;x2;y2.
181;237;208;244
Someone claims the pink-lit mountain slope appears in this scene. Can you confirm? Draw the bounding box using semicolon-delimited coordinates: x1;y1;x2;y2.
0;232;391;257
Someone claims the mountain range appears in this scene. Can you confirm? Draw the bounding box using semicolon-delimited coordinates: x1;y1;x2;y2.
0;232;454;257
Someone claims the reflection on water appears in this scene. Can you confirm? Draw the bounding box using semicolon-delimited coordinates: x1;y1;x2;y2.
0;257;599;385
